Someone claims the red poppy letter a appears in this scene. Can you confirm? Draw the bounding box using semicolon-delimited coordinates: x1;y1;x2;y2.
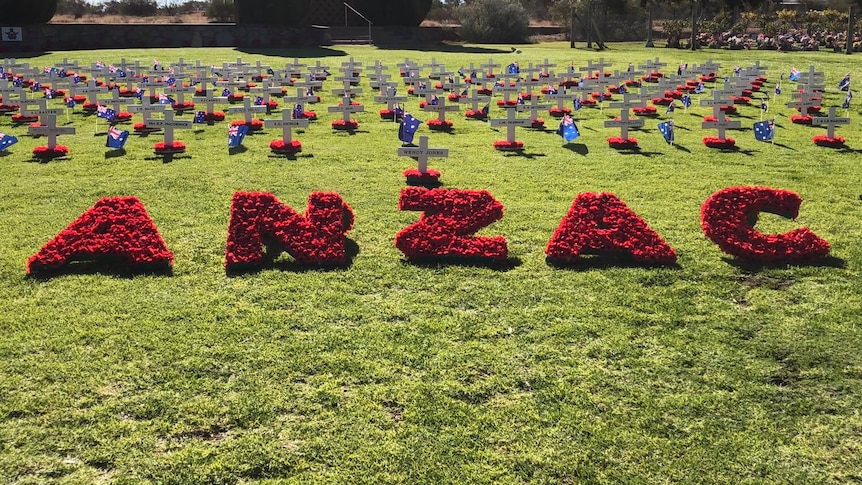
545;192;677;265
395;187;508;261
701;186;830;263
26;196;174;274
225;191;354;270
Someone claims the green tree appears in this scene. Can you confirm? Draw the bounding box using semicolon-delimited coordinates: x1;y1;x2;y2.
457;0;530;42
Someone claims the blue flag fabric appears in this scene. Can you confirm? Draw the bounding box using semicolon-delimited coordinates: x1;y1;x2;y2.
839;74;851;92
558;114;579;143
228;124;249;148
0;132;19;151
681;95;692;108
96;105;117;121
222;88;231;97
658;120;674;144
694;83;705;94
574;98;582;111
106;126;129;149
618;84;627;95
775;84;782;95
666;102;675;114
293;103;304;119
399;113;421;143
843;91;852;109
194;111;206;124
789;68;800;82
507;62;519;75
65;96;76;108
754;119;774;142
480;104;490;116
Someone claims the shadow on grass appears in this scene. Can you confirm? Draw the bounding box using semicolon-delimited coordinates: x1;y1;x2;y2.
143;153;193;163
673;144;691;153
611;147;664;157
546;256;682;271
401;256;522;272
0;151;11;158
502;150;546;159
229;145;248;155
105;148;126;159
268;152;315;161
226;239;359;277
373;43;512;54
28;261;174;280
722;255;847;272
234;46;349;58
563;143;589;155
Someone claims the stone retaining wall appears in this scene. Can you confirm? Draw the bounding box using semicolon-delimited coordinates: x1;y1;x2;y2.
0;24;329;53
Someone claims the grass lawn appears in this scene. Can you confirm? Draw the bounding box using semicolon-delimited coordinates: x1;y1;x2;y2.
1;42;861;483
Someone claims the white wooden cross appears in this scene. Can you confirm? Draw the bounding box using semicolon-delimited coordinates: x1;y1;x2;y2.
404;74;429;96
57;57;79;71
556;69;579;88
580;58;612;79
546;88;578;112
374;86;407;111
128;96;167;127
489;106;532;143
283;88;317;109
340;57;363;75
796;65;825;93
28;114;75;149
103;88;134;114
701;59;721;74
0;79;23;106
228;96;267;124
216;77;246;97
520;63;542;82
700;89;735;119
812;107;850;139
480;58;501;79
265;108;309;143
148;110;192;145
310;60;330;79
422;93;459;123
21;98;64;118
143;73;169;101
639;57;668;75
459;88;491;112
787;92;820;117
494;83;522;105
370;71;392;90
249;78;283;102
702;116;741;140
398;135;448;174
517;95;551;121
164;85;196;108
75;79;107;105
604;98;646;139
366;60;387;80
333;74;363;97
536;58;556;78
284;58;306;78
196;88;228;113
327;95;365;123
249;60;271;80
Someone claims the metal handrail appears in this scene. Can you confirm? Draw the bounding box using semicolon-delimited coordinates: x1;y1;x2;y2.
344;2;372;45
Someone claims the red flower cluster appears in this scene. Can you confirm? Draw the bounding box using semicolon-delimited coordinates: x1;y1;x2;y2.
719;105;737;114
403;168;441;187
530;119;545;129
395;187;507;262
548;107;571;118
379;109;403;121
652;97;674;106
493;140;524;151
427;119;453;130
171;101;196;112
730;96;751;105
633;106;657;116
812;135;846;148
0;103;20;113
269;139;302;153
32;145;70;158
465;109;488;120
227;93;244;103
225;191;354;270
82;102;99;112
231;119;264;131
11;114;38;124
477;88;493;96
27;196;174;274
134;123;161;132
113;112;133;122
447;93;464;102
703;137;736;148
153;141;186;153
607;137;638;149
331;119;359;130
546;192;677;265
790;114;813;125
701;186;830;263
496;100;518;107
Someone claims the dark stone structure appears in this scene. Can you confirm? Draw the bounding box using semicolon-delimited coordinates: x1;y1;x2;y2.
0;0;57;24
235;0;431;27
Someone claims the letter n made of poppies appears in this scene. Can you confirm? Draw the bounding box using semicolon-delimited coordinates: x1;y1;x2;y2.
225;191;354;270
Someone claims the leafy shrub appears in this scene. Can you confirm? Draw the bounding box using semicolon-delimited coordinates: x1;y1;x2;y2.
206;0;235;22
457;0;529;43
119;0;158;17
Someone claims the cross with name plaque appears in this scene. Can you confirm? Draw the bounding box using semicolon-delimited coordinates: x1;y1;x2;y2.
494;82;522;105
328;95;364;123
249;79;283;106
284;88;317;109
0;79;23;108
148;110;192;146
701;89;735;119
796;65;825;92
128;96;167;127
640;57;668;75
196;87;228;114
812;107;850;139
604;97;645;139
423;92;459;123
375;86;407;112
165;85;196;107
103;88;135;115
21;98;64;118
459;88;491;113
75;79;108;105
228;96;267;124
517;95;551;122
480;58;501;79
546;88;578;112
787;92;820;117
702;115;741;140
265;108;309;144
284;58;306;78
28;114;75;149
333;75;363;97
580;58;612;79
490;105;532;144
398;135;448;175
536;58;556;78
340;57;362;75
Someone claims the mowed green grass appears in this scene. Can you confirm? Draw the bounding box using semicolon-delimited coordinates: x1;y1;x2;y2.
1;42;861;483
